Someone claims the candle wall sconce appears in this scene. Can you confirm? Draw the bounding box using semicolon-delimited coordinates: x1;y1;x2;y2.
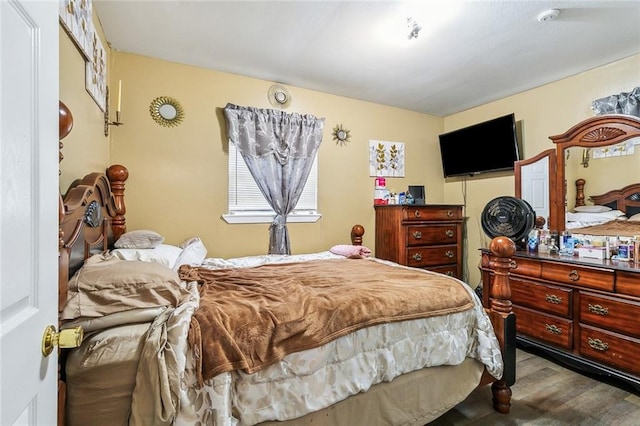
104;85;124;136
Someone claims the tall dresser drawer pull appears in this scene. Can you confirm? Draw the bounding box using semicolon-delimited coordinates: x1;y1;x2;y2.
414;210;421;218
445;250;454;258
587;304;609;316
412;231;422;239
588;337;609;352
545;324;562;335
445;229;454;238
446;271;454;277
545;294;563;304
412;253;422;261
447;210;454;218
568;270;580;281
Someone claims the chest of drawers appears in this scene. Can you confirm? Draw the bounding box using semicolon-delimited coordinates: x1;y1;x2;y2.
375;205;463;278
480;250;640;390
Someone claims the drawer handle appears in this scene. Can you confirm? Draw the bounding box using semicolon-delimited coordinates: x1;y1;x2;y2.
568;270;580;281
545;294;563;304
412;231;422;239
414;210;421;218
545;324;562;335
588;337;609;352
445;250;454;258
446;271;454;277
413;253;422;261
445;229;454;238
447;210;454;218
587;304;609;316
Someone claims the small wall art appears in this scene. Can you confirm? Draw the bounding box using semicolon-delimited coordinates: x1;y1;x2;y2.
85;29;107;112
369;140;405;177
59;0;93;61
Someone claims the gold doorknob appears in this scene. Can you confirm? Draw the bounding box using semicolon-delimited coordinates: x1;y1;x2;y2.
41;325;83;357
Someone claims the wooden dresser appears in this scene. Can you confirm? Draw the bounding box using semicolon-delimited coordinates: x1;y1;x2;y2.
481;250;640;390
375;204;463;278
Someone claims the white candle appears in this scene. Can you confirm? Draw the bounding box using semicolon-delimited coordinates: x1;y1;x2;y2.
116;80;122;114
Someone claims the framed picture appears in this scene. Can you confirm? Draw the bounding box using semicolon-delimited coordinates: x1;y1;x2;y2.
59;0;93;61
85;28;107;112
369;140;405;177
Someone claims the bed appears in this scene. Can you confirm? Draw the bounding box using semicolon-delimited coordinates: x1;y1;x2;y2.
567;179;640;238
57;118;516;426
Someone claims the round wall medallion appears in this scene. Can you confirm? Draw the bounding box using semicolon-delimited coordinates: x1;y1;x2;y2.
332;124;351;146
149;96;184;127
268;84;292;109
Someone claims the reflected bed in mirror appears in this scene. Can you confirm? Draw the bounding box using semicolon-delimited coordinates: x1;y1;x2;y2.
549;114;640;233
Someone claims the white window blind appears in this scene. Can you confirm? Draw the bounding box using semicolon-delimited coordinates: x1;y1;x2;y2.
226;143;319;222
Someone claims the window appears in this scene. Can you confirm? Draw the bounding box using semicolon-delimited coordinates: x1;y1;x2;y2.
223;143;321;224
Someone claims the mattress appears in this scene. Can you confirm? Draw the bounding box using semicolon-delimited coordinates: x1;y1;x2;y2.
65;322;151;426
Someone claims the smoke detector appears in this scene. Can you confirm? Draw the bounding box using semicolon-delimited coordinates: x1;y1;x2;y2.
537;9;560;23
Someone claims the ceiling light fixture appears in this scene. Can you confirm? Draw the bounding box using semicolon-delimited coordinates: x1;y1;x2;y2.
537;9;560;23
407;17;421;40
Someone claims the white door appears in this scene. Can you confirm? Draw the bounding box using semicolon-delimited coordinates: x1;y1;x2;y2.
521;155;550;229
1;0;59;425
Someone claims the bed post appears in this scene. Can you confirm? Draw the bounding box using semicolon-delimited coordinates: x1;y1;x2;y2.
351;224;365;246
106;164;129;242
486;236;516;414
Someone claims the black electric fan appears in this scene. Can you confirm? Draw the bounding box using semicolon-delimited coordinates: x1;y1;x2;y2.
481;196;536;243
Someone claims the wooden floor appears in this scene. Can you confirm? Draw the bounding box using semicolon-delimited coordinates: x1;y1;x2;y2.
429;348;640;425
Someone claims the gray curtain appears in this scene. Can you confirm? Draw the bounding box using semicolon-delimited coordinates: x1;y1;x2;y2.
592;86;640;116
224;103;324;254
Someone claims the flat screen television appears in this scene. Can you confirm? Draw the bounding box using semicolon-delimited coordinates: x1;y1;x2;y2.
439;113;520;178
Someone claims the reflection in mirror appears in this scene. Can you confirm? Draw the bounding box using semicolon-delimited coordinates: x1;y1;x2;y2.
564;137;640;212
550;115;640;231
515;148;556;231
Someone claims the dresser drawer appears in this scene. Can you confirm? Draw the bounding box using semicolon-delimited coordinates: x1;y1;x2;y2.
617;270;640;298
402;206;462;221
511;257;542;278
427;264;458;278
579;324;640;376
511;277;572;317
406;224;458;246
579;292;640;338
541;262;614;292
406;245;457;268
513;305;573;350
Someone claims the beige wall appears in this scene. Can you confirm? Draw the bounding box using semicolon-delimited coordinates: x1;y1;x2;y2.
107;51;444;258
60;18;639;286
59;13;110;191
443;54;640;287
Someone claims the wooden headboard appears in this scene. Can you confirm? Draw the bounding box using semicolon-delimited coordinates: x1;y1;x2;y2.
589;182;640;218
58;165;129;311
58;102;129;311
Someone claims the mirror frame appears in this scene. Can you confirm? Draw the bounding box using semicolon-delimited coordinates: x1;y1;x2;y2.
149;96;184;128
549;114;640;232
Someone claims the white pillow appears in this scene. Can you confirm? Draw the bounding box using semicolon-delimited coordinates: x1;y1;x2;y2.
628;213;640;222
574;205;612;213
173;237;208;269
114;230;165;249
111;244;183;268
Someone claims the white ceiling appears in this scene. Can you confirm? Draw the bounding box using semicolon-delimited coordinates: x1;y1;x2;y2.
94;1;640;116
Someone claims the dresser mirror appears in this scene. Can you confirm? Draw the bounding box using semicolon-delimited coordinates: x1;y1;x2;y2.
516;115;640;233
549;115;640;232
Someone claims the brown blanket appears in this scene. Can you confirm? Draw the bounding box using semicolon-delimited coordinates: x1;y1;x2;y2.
572;220;640;237
179;258;474;381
